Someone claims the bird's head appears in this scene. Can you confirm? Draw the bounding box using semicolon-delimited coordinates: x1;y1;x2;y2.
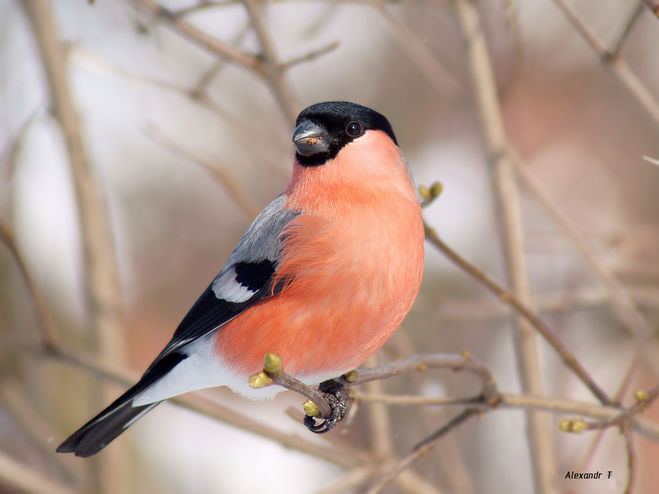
292;101;398;168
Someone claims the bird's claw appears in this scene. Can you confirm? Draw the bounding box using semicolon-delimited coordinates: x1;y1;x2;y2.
303;378;349;434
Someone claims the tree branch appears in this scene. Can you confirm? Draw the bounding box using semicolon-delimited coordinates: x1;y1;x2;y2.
22;2;129;488
424;224;613;406
0;221;59;347
354;391;659;442
453;0;556;490
143;124;260;219
243;0;298;124
641;0;659;17
365;409;479;494
132;0;262;72
0;451;74;494
551;0;659;126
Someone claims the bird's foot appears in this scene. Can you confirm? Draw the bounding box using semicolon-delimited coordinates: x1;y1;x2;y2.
303;378;349;434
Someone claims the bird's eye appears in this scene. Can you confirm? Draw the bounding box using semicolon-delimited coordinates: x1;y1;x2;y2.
346;121;363;137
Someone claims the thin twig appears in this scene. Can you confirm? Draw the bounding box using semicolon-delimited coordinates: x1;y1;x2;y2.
0;221;59;347
551;0;659;126
623;423;636;494
576;359;638;473
365;409;479;494
143;124;260;219
0;104;42;181
508;145;654;337
500;0;524;99
375;4;465;93
581;385;659;432
0;382;85;485
643;155;659;166
189;18;252;98
424;222;613;406
265;369;334;418
243;0;298;124
610;3;645;57
280;40;340;69
508;144;659;378
641;0;659;16
314;466;375;494
0;451;74;494
254;352;500;421
363;355;395;462
354;391;659;442
353;353;500;406
169;0;235;18
436;286;659;322
132;0;262;72
395;471;446;494
68;46;291;172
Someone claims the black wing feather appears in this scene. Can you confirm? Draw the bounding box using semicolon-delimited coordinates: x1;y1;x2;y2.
56;351;187;457
158;259;277;357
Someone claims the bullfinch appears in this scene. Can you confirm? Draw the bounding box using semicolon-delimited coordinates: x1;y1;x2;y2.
57;101;424;457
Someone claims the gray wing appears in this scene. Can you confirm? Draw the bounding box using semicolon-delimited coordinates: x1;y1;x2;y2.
158;194;299;355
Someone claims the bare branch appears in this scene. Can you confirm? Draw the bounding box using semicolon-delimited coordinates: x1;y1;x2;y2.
0;105;42;182
0;221;59;347
0;451;74;494
641;0;659;17
24;0;125;365
424;223;613;406
243;0;298;124
507;145;659;378
575;360;638;473
355;391;659;442
168;0;236;18
68;46;291;172
508;145;654;338
551;0;659;126
280;40;340;69
353;353;500;406
314;466;375;494
365;409;479;494
1;382;84;485
578;385;659;432
22;5;130;486
376;5;464;93
143;125;260;219
623;423;636;494
643;155;659;166
362;355;395;464
453;0;556;490
436;286;659;323
132;0;262;72
610;4;645;57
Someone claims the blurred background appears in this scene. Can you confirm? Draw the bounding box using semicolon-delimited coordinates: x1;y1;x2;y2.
1;0;658;493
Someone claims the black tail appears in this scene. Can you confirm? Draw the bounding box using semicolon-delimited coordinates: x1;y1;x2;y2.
56;386;161;457
57;351;187;457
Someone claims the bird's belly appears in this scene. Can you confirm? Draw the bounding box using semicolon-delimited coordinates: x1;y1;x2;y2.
214;211;424;385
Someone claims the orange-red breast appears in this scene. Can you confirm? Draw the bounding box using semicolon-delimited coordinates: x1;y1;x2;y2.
57;101;424;457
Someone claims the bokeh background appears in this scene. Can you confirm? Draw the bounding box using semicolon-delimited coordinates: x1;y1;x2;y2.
1;1;658;493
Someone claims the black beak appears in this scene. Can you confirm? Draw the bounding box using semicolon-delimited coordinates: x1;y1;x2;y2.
293;120;329;156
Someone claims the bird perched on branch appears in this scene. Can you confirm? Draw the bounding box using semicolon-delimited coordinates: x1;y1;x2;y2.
57;101;424;457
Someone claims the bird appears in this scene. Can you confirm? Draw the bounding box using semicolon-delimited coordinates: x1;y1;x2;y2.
57;101;425;457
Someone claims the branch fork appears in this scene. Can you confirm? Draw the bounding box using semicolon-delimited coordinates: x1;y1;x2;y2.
248;351;502;433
